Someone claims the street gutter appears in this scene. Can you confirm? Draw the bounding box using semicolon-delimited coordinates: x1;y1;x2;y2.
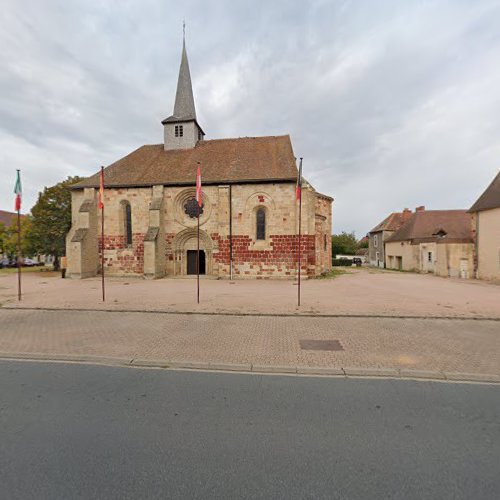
0;352;499;385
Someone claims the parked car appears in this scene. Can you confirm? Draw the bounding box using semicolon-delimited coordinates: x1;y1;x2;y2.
23;258;39;267
352;257;362;267
0;258;16;268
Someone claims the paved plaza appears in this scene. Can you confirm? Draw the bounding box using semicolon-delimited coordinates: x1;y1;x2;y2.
0;267;499;318
1;268;499;380
0;309;499;380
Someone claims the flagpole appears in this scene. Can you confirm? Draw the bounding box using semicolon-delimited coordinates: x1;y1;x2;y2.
16;170;21;301
100;166;105;302
297;158;303;307
197;208;200;304
196;162;201;304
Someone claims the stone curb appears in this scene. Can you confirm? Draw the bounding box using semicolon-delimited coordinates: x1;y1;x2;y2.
443;372;500;383
252;364;298;374
2;305;499;322
343;367;400;378
400;369;446;380
296;366;345;376
0;352;499;384
0;351;132;366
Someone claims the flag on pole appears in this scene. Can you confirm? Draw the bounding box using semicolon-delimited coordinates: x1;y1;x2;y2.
98;167;105;209
196;162;202;207
295;159;302;200
14;170;22;211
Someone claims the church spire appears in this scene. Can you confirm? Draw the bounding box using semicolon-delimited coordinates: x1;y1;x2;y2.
162;26;204;151
172;27;197;121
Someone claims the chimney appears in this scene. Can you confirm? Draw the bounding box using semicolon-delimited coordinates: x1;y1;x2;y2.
416;206;425;212
403;208;411;214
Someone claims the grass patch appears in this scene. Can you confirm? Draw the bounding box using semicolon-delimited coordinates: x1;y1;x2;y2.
0;265;52;275
315;267;353;279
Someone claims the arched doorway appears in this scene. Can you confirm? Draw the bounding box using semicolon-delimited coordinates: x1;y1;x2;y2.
187;250;206;275
171;228;215;276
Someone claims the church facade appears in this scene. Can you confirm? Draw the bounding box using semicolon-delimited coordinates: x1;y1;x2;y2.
66;40;333;279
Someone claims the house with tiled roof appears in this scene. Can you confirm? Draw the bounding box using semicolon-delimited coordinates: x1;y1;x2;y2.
0;210;24;228
368;208;413;267
469;170;500;280
384;209;474;278
66;36;333;279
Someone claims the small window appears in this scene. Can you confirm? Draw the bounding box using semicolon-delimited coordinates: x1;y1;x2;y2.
428;252;432;262
256;208;266;240
175;125;183;137
324;234;327;251
374;235;378;247
124;203;132;246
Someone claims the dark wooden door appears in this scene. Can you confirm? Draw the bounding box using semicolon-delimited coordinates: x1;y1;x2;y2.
187;250;205;275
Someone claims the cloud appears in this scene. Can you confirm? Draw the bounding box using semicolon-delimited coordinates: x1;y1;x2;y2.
0;0;499;237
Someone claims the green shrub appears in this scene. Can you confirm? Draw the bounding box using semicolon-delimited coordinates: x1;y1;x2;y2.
332;258;352;267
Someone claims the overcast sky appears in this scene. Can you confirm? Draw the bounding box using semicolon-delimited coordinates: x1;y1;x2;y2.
1;0;499;236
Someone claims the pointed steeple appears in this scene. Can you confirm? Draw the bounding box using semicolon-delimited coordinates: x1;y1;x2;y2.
173;38;197;121
162;27;205;151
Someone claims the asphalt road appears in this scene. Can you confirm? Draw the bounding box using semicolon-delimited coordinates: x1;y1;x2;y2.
1;361;499;500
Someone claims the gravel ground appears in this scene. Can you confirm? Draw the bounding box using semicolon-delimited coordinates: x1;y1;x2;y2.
1;267;499;318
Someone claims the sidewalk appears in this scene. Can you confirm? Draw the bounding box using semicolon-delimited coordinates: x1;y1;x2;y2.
1;267;499;318
0;309;499;383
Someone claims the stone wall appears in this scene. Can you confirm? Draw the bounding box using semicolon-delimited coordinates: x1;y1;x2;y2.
67;181;333;279
385;239;474;278
475;207;500;280
385;240;420;271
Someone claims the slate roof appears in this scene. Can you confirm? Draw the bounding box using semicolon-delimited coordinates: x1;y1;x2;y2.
370;210;413;233
386;210;473;244
469;170;500;212
72;135;299;189
161;38;202;133
0;210;25;227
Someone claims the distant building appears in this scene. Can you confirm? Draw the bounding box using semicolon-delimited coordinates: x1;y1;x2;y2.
469;170;500;280
368;209;413;267
0;210;21;228
384;209;474;278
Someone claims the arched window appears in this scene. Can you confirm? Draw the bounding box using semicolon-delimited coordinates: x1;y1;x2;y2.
256;208;266;240
121;202;132;246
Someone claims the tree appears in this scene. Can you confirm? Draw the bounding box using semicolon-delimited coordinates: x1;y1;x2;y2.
0;223;5;256
27;176;82;270
332;231;358;257
0;218;33;260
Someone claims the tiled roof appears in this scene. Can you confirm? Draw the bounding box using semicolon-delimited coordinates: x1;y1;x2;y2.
0;210;25;227
469;170;500;212
370;210;413;233
386;210;473;244
72;135;298;189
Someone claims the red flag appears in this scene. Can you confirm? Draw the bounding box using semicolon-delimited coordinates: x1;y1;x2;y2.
196;162;202;207
98;167;104;209
295;158;302;200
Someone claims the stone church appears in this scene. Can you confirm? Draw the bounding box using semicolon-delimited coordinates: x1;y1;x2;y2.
66;39;333;279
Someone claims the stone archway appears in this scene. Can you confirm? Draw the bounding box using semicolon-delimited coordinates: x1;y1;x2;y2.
171;228;216;276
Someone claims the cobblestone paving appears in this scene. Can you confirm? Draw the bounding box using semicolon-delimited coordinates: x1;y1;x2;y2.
0;309;499;375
